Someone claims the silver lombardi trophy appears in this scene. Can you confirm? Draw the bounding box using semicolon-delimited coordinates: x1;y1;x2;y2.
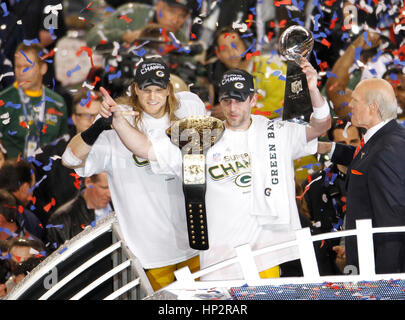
279;25;314;123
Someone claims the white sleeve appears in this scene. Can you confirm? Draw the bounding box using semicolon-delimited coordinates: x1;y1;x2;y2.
148;130;183;178
175;91;207;118
285;121;317;160
75;131;113;177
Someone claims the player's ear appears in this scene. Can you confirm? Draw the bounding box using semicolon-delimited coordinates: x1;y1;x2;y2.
39;61;48;77
249;93;258;106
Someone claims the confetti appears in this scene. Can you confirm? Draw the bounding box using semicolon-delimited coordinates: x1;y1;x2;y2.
19;121;28;129
58;247;67;255
240;39;256;58
313;14;321;32
230;280;405;300
296;175;322;200
46;224;64;229
23;61;35;73
133;48;146;57
342;121;351;138
1;2;9;17
362;31;372;47
46;107;64;116
97;30;108;45
0;253;12;260
19;50;34;65
66;65;81;77
0;227;17;238
79;91;91;106
119;14;132;24
320;38;331;48
42;158;53;171
104;6;115;13
43;198;56;212
76;46;95;68
108;70;122;81
324;71;337;79
23;38;40;46
274;0;291;6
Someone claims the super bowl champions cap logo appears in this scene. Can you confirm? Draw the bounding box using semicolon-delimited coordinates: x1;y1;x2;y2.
221;73;246;86
135;59;170;89
218;69;255;101
139;62;166;76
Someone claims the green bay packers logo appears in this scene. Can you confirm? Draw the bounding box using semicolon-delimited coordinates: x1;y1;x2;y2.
234;82;244;89
132;154;149;167
156;70;165;78
235;173;251;188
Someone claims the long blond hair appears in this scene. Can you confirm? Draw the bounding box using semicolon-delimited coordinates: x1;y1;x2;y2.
116;82;179;129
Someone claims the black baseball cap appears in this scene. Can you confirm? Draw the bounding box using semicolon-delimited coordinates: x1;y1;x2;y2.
134;58;170;90
163;0;194;12
218;69;255;102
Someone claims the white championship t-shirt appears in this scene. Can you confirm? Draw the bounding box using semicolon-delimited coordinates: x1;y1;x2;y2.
150;115;317;280
75;91;207;268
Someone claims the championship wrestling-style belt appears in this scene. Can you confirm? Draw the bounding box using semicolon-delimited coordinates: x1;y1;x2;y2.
166;116;224;250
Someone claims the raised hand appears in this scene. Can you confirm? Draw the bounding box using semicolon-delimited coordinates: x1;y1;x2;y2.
99;86;119;119
299;57;318;92
99;87;139;128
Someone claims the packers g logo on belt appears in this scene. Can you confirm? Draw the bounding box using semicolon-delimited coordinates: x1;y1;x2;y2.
235;173;251;188
234;82;244;89
156;70;165;78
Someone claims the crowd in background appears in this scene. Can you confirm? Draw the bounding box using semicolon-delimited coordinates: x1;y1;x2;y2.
0;0;404;296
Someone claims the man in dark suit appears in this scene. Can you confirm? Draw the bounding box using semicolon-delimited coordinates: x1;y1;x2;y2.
320;78;405;274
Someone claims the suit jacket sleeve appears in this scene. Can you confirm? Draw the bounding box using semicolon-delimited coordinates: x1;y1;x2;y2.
331;143;356;167
368;147;405;273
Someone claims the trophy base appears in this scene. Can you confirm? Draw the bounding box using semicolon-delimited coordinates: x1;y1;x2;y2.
282;62;313;123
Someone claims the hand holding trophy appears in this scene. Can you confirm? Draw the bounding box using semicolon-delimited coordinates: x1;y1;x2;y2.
279;25;314;123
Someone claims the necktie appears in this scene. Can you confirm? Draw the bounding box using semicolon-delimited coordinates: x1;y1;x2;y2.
353;138;365;159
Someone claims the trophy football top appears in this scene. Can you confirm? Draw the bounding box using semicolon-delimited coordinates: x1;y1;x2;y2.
278;25;314;63
166;115;225;153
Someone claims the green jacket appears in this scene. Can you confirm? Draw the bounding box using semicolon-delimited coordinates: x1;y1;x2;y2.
85;3;188;47
0;84;68;159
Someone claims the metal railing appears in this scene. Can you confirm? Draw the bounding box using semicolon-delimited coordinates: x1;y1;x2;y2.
5;213;154;300
5;218;405;299
163;219;405;292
